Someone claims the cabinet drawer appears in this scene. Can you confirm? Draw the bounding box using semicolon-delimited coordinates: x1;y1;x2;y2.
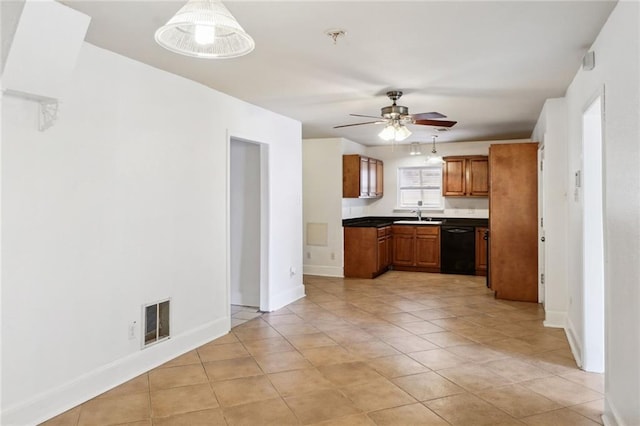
376;226;392;237
391;225;414;235
416;226;439;235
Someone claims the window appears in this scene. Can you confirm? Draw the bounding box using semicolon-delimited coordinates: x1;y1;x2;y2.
397;166;444;210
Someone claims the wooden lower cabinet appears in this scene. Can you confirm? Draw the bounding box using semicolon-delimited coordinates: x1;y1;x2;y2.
376;227;392;272
391;227;415;267
344;226;391;278
392;225;440;272
416;228;440;268
475;227;488;276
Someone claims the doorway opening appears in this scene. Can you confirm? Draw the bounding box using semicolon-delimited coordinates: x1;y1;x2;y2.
582;94;605;373
229;137;268;327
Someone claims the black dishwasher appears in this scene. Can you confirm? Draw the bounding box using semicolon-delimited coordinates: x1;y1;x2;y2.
440;226;476;275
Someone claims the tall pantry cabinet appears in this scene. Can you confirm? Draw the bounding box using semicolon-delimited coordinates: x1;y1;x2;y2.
489;143;539;302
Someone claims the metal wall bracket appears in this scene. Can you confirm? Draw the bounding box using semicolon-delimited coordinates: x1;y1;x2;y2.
3;89;59;131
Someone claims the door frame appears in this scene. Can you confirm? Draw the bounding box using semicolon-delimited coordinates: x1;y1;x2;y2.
227;133;270;317
580;88;606;373
538;142;546;305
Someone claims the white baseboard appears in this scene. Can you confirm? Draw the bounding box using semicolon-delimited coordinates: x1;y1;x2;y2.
303;264;343;277
564;316;583;368
602;396;628;426
266;284;306;312
2;317;230;426
543;310;567;328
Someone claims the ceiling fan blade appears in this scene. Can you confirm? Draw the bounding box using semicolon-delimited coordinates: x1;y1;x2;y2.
334;120;385;129
413;119;457;128
350;113;383;119
412;112;447;120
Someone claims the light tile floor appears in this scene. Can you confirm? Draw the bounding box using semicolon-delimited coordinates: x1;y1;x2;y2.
231;305;263;328
42;272;604;425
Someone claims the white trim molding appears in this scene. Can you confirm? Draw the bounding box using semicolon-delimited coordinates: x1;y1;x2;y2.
602;396;628;426
266;284;305;312
2;317;230;426
565;316;583;368
303;265;344;277
543;310;567;328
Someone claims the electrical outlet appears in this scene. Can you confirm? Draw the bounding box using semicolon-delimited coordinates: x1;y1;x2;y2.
128;321;137;340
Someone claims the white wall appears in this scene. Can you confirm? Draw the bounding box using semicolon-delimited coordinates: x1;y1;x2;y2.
534;2;639;424
1;41;303;425
302;138;344;277
532;98;569;328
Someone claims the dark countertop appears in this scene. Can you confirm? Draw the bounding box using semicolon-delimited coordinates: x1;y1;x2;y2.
342;216;489;228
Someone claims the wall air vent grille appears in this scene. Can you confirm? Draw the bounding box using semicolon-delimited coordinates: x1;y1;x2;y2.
143;299;170;347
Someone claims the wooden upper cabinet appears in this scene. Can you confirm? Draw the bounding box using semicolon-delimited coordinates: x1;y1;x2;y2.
343;155;384;199
368;159;377;197
442;156;488;197
360;157;370;197
375;160;384;198
442;158;466;196
467;158;489;196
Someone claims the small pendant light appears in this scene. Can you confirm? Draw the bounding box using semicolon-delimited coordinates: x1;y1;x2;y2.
426;135;445;164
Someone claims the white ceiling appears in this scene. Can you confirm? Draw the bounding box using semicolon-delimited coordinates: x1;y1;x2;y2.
61;0;616;146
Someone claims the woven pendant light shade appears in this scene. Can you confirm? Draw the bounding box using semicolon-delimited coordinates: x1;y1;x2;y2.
155;0;254;59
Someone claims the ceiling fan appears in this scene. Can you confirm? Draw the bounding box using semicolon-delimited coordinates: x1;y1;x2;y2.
334;91;457;141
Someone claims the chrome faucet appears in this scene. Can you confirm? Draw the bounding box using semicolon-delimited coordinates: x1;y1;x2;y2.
412;201;423;221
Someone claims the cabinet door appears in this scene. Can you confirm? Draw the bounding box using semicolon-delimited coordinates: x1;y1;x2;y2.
416;227;440;268
468;158;489;196
377;236;388;272
368;159;377;197
475;227;488;273
344;227;377;278
392;229;415;266
386;235;393;268
360;157;370;197
375;160;384;197
443;158;466;196
342;155;360;198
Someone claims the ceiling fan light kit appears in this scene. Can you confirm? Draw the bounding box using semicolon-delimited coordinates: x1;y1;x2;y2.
155;0;255;59
378;122;411;142
334;90;457;144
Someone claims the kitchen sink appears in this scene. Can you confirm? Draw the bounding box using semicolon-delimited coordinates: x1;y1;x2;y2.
393;220;443;225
